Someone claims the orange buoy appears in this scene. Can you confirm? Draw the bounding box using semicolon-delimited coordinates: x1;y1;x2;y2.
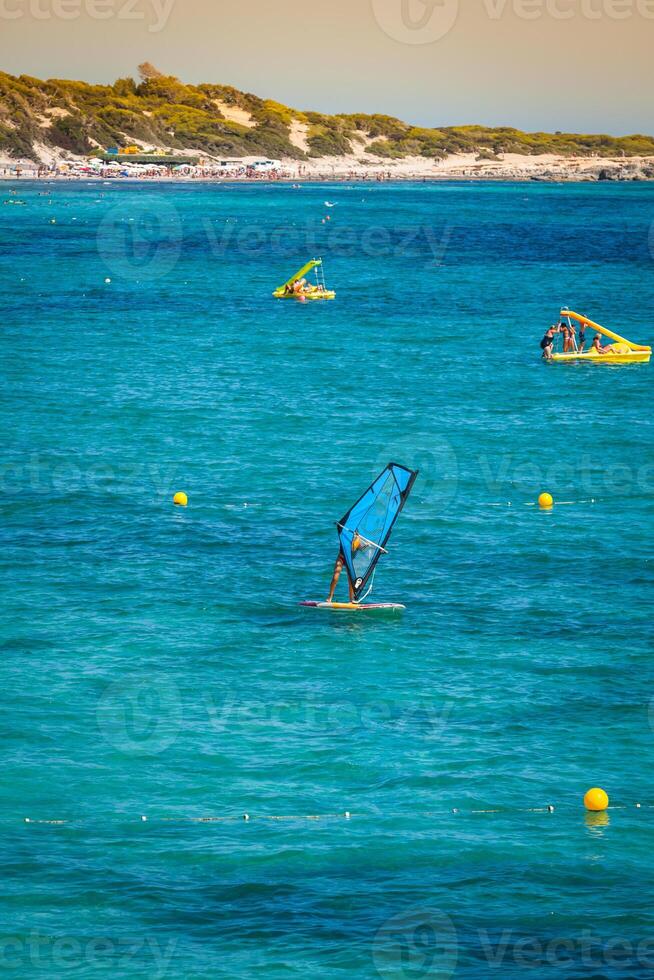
584;787;609;812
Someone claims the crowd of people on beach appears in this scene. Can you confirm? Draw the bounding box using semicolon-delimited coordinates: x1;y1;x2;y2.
0;160;399;183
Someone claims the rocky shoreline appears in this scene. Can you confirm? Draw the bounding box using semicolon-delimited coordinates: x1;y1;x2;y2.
288;152;654;183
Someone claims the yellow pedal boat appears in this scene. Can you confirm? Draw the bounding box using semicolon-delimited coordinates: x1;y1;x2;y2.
273;258;335;300
550;310;651;364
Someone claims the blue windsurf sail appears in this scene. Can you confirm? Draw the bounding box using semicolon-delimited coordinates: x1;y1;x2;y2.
337;463;418;601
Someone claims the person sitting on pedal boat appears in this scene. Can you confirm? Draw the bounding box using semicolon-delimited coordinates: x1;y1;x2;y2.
592;333;613;354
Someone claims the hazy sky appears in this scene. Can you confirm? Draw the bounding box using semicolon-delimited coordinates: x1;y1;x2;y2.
2;0;653;133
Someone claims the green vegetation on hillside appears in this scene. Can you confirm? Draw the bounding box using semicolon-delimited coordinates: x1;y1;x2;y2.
0;68;653;164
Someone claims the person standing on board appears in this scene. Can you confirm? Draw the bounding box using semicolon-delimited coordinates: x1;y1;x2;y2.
326;535;362;604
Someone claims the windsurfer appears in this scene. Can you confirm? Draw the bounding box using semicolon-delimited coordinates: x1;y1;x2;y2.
326;534;362;604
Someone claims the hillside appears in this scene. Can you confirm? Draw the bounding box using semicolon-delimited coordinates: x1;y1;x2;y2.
2;68;654;166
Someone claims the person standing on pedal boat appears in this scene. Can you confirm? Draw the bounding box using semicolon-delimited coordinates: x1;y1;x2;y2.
563;321;577;353
540;324;559;359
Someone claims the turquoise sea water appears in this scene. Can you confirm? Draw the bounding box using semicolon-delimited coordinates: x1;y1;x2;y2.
1;180;654;978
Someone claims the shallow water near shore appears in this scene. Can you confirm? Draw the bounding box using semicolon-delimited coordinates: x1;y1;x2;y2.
1;180;654;978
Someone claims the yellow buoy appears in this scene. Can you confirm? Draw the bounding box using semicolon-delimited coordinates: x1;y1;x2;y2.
538;492;554;509
584;787;609;812
173;492;188;507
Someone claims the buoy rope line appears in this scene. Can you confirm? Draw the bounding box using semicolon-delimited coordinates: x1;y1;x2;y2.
484;499;597;508
486;492;652;509
17;802;652;827
172;495;651;512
